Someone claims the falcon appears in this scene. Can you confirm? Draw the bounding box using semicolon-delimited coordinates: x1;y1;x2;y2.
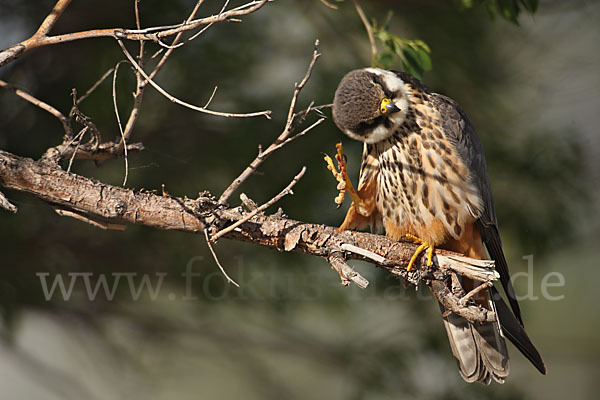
330;68;546;384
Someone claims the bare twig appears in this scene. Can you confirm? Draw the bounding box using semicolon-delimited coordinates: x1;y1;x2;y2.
263;117;325;158
42;140;144;165
112;61;129;185
0;0;270;68
211;167;307;242
0;79;72;136
319;0;339;10
204;86;219;108
459;281;493;306
54;207;127;230
65;127;88;173
34;0;72;37
353;0;377;65
204;228;240;287
117;40;272;119
134;0;144;60
120;0;209;144
186;0;230;43
218;40;321;204
75;67;115;106
328;251;369;289
283;41;321;134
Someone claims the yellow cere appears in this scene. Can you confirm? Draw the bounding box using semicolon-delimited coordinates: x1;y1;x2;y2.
380;98;391;114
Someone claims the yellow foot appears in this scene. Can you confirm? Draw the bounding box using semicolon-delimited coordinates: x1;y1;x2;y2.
404;234;435;271
323;142;367;215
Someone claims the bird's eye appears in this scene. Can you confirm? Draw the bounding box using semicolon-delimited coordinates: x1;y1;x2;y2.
380;98;391;114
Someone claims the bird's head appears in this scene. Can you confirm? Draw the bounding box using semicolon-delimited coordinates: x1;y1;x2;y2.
332;68;409;144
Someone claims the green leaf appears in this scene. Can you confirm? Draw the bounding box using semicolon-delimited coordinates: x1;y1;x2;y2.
416;48;432;71
364;9;432;77
401;47;424;79
375;50;395;70
519;0;538;13
458;0;537;23
498;0;520;24
412;40;431;53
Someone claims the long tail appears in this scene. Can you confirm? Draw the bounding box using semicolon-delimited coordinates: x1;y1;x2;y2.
490;286;547;375
440;283;510;384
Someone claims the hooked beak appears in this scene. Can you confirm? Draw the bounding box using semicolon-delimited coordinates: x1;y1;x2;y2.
383;102;401;114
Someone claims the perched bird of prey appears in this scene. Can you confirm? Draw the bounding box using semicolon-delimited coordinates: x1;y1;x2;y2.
331;68;546;384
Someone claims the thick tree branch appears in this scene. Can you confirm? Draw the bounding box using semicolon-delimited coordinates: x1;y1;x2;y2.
0;149;498;323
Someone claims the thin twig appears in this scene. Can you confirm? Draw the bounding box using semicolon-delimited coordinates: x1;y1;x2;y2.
122;0;207;146
204;228;240;287
66;128;87;173
112;61;129;186
0;0;270;68
186;0;229;43
117;40;272;119
0;79;71;136
353;0;377;65
261;117;325;158
218;40;321;204
319;0;339;10
134;0;144;62
75;67;115;106
54;208;127;230
292;103;332;120
459;281;493;306
283;40;321;134
204;86;218;108
147;0;205;83
34;0;72;37
211;167;306;242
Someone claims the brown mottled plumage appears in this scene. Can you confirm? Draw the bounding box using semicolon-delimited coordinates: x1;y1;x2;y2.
332;68;546;384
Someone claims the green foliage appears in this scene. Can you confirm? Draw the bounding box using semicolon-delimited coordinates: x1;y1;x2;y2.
457;0;538;24
371;12;432;79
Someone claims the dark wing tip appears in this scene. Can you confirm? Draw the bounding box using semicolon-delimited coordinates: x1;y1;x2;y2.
492;286;546;375
477;220;524;325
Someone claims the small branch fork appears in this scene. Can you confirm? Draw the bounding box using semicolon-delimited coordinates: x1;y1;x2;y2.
218;39;325;205
210;167;307;242
1;0;271;172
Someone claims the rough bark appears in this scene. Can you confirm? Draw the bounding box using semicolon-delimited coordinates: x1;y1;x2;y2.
0;149;498;323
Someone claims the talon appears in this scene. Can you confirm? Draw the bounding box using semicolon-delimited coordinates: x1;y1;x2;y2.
404;234;435;271
323;142;369;216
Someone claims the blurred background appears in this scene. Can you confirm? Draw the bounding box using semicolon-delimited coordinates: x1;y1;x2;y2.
1;0;599;399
